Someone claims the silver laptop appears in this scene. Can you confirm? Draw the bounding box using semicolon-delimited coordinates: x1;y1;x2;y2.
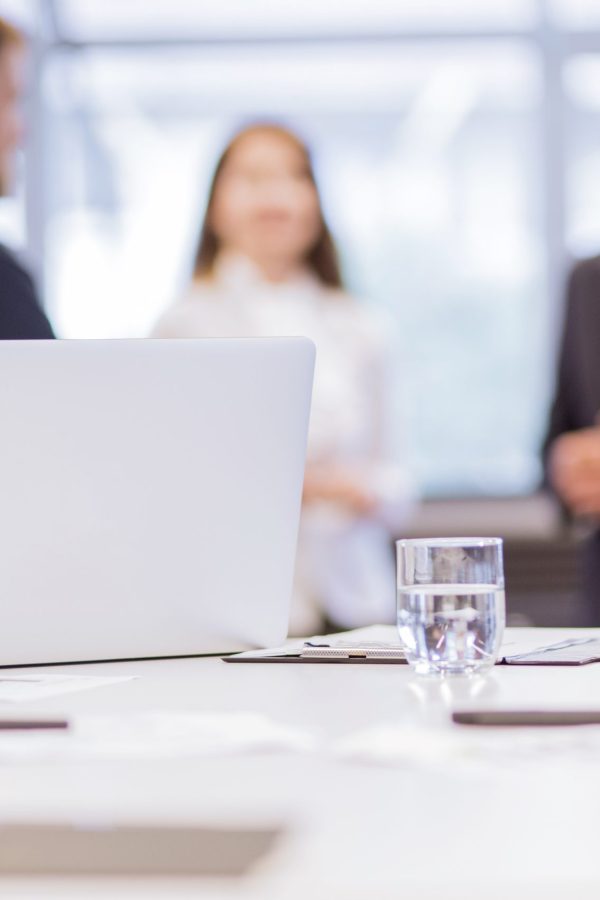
0;338;314;665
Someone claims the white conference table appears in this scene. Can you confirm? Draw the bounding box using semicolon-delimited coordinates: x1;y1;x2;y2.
2;627;600;899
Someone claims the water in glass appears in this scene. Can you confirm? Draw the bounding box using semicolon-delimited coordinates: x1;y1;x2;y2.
397;582;505;675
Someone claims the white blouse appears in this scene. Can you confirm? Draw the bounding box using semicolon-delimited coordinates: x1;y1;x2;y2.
152;253;415;632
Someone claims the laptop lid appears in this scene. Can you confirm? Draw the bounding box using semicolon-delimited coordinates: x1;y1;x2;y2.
0;338;314;665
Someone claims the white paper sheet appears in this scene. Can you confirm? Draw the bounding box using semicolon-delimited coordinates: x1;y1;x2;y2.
498;635;564;659
319;627;586;662
0;674;135;703
0;711;317;762
333;722;600;771
309;625;400;645
231;625;403;659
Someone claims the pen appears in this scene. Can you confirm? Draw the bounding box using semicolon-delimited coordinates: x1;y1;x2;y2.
0;720;69;730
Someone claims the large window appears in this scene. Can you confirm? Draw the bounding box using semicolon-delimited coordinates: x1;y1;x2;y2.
2;1;599;496
563;56;600;256
550;0;600;28
56;1;538;38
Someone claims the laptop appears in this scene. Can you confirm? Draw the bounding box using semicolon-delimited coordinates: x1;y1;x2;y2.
0;338;314;665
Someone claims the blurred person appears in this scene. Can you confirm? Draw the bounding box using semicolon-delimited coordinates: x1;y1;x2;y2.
0;17;54;339
544;257;600;618
152;123;415;633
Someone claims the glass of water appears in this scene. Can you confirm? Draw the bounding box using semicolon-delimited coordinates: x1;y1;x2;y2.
396;537;505;676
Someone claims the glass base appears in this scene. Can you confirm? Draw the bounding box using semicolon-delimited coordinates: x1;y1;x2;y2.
410;658;495;677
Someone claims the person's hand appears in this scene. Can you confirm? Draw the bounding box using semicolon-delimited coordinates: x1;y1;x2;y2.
303;464;378;516
548;427;600;519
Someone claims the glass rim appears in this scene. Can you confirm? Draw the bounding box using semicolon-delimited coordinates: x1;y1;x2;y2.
396;536;503;548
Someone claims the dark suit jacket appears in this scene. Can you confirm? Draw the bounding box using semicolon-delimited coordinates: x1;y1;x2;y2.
0;244;54;339
543;256;600;614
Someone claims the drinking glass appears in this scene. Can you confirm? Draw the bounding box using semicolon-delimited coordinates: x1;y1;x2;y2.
396;537;505;676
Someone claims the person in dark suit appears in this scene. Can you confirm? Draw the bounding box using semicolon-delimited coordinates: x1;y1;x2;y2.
544;256;600;616
0;17;54;339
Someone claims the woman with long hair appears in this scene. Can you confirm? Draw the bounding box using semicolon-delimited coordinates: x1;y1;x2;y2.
153;123;414;633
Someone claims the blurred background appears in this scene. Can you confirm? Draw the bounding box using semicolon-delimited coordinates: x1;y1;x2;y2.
2;0;600;622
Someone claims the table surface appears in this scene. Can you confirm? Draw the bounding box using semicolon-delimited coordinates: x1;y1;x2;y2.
2;627;600;899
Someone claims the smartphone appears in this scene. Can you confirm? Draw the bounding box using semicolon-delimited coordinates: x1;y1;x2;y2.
452;710;600;726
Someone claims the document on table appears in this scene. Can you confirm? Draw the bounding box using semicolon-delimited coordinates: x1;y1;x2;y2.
498;633;600;663
0;674;135;703
227;626;600;666
227;625;405;662
333;721;600;771
0;711;316;762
